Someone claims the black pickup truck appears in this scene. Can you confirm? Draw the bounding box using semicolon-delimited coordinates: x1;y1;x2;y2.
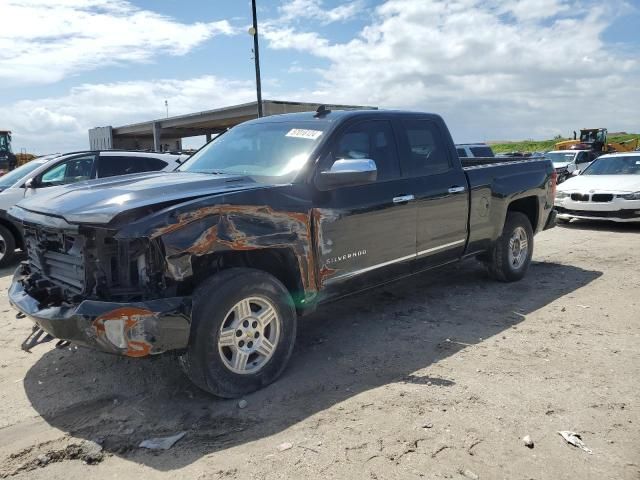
8;109;556;397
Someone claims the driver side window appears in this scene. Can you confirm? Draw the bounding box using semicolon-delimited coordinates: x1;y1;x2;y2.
334;120;400;181
40;155;95;187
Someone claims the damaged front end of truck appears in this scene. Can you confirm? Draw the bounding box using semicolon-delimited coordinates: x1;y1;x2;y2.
8;190;316;358
9;209;192;356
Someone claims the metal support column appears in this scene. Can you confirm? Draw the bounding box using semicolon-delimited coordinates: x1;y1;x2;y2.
152;122;162;152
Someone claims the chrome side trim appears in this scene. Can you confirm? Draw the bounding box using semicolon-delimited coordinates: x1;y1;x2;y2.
393;195;415;203
325;239;466;284
417;239;466;257
325;253;416;283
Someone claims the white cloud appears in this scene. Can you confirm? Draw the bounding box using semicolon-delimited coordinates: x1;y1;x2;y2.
278;0;363;24
498;0;570;21
0;0;235;85
1;76;256;154
263;0;640;141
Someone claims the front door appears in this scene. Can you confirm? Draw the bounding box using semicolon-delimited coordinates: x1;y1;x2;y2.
313;119;417;299
26;154;97;197
396;118;469;271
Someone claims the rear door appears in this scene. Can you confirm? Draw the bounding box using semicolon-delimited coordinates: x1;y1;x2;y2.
314;118;417;298
97;154;168;178
396;117;469;271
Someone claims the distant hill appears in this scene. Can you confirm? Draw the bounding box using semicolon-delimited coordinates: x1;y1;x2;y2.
489;133;639;153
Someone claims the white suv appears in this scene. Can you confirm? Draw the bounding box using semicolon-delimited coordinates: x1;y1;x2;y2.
0;151;183;266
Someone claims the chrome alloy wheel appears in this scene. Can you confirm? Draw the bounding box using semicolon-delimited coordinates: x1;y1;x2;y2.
508;226;529;269
0;235;5;262
218;296;281;375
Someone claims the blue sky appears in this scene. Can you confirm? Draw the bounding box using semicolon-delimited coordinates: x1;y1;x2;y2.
2;0;639;153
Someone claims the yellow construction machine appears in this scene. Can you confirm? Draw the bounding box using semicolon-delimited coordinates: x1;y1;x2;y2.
0;130;35;171
555;128;639;153
0;130;17;172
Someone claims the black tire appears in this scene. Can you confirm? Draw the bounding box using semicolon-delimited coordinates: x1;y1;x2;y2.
0;224;16;268
486;212;533;282
180;268;297;398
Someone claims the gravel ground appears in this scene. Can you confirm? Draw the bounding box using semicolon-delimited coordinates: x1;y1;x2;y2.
0;220;638;480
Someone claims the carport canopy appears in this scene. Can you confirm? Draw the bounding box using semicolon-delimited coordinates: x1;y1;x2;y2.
89;100;376;151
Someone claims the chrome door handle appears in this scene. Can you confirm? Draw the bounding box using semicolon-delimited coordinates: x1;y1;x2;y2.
393;194;415;204
448;186;466;194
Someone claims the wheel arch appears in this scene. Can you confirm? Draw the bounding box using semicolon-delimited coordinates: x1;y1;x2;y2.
506;196;539;232
189;247;309;310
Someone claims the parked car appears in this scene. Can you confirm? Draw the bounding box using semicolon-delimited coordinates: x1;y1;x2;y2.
0;150;182;266
544;150;597;183
8;109;556;397
455;143;494;158
555;152;640;223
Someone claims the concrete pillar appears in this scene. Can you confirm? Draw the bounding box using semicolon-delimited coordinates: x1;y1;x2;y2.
152;122;162;152
205;133;212;143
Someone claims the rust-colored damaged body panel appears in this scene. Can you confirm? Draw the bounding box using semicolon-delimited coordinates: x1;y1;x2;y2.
113;187;329;301
158;205;317;293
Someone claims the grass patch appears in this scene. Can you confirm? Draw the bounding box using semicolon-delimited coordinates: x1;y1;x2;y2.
489;133;639;153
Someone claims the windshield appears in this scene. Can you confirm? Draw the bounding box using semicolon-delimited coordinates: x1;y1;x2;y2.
545;152;576;163
0;133;10;153
580;130;605;143
582;155;640;175
0;160;46;188
178;121;328;179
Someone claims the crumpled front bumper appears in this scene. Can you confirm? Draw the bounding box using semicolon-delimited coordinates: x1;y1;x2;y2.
9;268;192;357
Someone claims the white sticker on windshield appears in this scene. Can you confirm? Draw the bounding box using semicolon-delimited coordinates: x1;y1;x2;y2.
286;129;323;140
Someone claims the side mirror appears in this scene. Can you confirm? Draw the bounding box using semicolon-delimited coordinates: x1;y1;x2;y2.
24;177;37;189
571;169;580;176
316;159;377;190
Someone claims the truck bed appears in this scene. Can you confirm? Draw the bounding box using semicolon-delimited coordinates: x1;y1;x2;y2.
462;156;554;256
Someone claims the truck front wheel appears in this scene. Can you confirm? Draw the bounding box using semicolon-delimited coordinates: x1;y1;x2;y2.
486;212;533;282
180;268;297;398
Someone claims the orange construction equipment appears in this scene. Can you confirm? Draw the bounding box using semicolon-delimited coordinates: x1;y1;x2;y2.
555;128;638;153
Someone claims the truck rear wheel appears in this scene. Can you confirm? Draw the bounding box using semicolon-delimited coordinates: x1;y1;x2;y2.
0;224;16;268
180;268;297;398
486;212;533;282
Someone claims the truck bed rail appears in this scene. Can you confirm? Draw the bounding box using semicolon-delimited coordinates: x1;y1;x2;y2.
461;156;546;169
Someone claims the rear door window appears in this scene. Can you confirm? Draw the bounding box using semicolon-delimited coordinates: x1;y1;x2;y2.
98;155;168;178
456;148;467;157
401;120;451;176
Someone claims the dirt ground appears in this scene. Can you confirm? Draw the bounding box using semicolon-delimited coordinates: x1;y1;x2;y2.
0;221;638;480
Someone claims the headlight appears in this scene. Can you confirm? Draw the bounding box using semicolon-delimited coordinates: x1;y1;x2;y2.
555;191;570;200
620;191;640;200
